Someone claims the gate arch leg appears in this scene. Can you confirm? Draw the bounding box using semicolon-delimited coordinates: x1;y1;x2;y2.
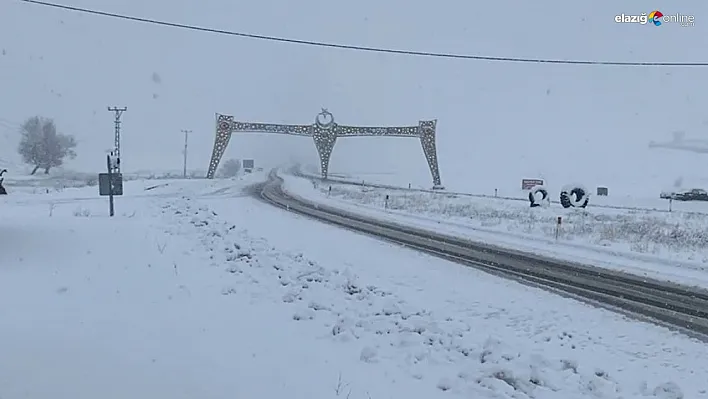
206;114;234;179
419;120;443;188
312;125;337;179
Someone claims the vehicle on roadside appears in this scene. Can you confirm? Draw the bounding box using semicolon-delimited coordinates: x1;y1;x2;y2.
660;188;708;201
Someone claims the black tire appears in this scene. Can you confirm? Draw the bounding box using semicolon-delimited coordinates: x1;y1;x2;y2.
560;186;589;208
528;186;549;207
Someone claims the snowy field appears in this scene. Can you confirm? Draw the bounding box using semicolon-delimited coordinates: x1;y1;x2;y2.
282;172;708;289
0;169;211;195
3;0;708;395
298;167;708;215
1;174;708;398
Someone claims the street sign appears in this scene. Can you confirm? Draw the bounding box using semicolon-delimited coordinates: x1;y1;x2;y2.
521;178;544;190
99;173;123;196
243;159;254;171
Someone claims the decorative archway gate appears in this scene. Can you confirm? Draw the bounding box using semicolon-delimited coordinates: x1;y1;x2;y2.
206;109;443;188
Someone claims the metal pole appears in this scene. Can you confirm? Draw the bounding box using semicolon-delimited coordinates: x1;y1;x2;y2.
182;129;191;178
107;106;127;174
107;154;114;217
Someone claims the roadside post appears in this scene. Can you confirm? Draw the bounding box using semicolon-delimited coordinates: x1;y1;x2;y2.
98;154;123;217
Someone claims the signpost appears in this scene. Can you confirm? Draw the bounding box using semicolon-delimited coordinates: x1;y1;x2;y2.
243;159;254;173
99;154;123;216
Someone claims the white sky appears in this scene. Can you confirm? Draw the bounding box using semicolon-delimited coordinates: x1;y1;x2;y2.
1;0;707;196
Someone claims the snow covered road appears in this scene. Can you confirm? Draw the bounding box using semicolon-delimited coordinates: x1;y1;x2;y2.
1;176;707;398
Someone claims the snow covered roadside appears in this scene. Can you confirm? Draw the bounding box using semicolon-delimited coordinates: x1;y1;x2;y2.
281;173;708;289
3;176;708;398
0;179;424;399
198;184;708;399
296;167;708;215
0;171;264;207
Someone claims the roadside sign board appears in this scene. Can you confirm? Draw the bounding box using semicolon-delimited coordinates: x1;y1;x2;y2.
99;173;123;196
521;179;544;190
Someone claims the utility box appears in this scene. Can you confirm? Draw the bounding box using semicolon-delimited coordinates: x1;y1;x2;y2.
596;186;608;196
99;173;123;196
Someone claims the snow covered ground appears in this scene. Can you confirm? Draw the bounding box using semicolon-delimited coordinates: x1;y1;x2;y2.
297;166;708;215
281;172;708;289
2;174;708;398
1;171;209;197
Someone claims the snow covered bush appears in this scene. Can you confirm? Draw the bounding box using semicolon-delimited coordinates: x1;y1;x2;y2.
72;207;91;217
218;159;241;178
317;183;708;261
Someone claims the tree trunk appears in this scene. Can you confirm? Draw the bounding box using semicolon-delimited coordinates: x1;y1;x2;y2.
44;166;51;174
31;165;39;175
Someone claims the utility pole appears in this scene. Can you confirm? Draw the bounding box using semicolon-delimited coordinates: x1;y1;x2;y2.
182;129;192;178
107;106;127;173
106;154;115;217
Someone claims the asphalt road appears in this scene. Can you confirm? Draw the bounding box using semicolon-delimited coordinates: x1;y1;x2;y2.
258;170;708;339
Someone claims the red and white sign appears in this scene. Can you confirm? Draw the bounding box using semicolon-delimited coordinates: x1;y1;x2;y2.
521;179;544;190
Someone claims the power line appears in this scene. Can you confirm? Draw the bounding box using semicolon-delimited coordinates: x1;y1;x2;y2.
19;0;708;67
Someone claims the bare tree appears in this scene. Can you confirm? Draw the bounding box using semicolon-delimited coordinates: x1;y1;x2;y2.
217;158;241;178
17;116;77;174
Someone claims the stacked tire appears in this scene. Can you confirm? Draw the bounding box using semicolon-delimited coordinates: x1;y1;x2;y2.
560;184;589;208
528;185;549;208
526;183;591;209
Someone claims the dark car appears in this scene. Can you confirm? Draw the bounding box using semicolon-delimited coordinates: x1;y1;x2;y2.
662;188;708;201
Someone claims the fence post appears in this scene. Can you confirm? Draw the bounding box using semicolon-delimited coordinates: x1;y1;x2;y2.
555;216;562;240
